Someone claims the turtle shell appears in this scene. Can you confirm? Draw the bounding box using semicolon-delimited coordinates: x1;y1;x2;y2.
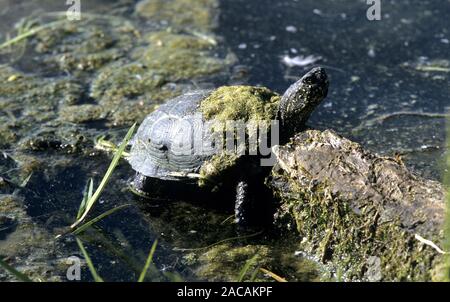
129;90;216;180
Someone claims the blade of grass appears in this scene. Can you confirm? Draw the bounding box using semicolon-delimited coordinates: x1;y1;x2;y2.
80;227;145;276
237;255;257;282
0;258;32;282
77;178;94;220
173;230;263;252
0;19;67;50
76;238;103;282
73;204;132;235
20;173;32;188
249;265;261;281
138;239;158;282
259;268;288;282
71;123;136;229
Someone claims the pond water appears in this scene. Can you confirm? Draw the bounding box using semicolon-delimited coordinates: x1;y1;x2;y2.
0;0;448;282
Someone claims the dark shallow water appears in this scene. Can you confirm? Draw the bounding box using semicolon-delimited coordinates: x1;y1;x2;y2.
0;0;449;282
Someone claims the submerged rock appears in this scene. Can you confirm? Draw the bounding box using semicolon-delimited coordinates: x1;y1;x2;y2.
0;194;64;281
269;129;445;281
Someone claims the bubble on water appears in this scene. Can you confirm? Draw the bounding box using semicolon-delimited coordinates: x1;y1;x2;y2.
285;25;297;33
238;43;247;49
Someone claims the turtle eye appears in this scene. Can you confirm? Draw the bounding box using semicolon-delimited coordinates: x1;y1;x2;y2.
303;76;314;85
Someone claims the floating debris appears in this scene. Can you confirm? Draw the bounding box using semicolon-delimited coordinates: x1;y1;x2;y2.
402;57;450;73
285;25;297;33
281;54;321;68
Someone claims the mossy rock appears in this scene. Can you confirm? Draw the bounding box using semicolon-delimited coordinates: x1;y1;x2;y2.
270;130;445;281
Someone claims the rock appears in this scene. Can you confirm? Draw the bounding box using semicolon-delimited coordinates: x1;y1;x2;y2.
269;129;445;281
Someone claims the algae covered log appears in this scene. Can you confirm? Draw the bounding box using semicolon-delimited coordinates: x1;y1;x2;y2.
269;129;445;281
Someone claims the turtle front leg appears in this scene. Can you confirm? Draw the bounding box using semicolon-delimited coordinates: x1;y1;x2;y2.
235;179;274;228
132;172;152;195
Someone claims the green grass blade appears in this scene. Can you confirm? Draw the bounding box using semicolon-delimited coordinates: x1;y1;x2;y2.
138;239;158;282
71;123;136;229
20;173;32;188
237;255;257;282
249;265;261;281
0;20;66;50
73;204;132;235
0;258;32;282
76;238;103;282
77;178;94;220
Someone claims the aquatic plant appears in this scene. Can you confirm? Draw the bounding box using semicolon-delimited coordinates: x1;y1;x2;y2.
75;236;159;282
0;258;32;282
67;123;136;232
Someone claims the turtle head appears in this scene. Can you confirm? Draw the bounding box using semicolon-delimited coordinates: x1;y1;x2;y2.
278;67;328;143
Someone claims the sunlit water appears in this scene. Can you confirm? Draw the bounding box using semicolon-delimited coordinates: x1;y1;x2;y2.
0;0;448;281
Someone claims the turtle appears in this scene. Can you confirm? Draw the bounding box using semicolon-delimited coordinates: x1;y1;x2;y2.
128;67;329;226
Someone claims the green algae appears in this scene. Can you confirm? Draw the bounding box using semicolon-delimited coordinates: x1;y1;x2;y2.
195;243;273;281
135;0;219;32
200;86;280;125
90;62;166;100
89;29;231;126
59;105;104;124
0;66;84;149
31;18;138;74
199;154;239;189
193;239;329;282
134;31;227;81
197;86;280;187
0;194;63;281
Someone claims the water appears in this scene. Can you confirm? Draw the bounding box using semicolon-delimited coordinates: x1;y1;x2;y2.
219;0;449;180
0;0;448;282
